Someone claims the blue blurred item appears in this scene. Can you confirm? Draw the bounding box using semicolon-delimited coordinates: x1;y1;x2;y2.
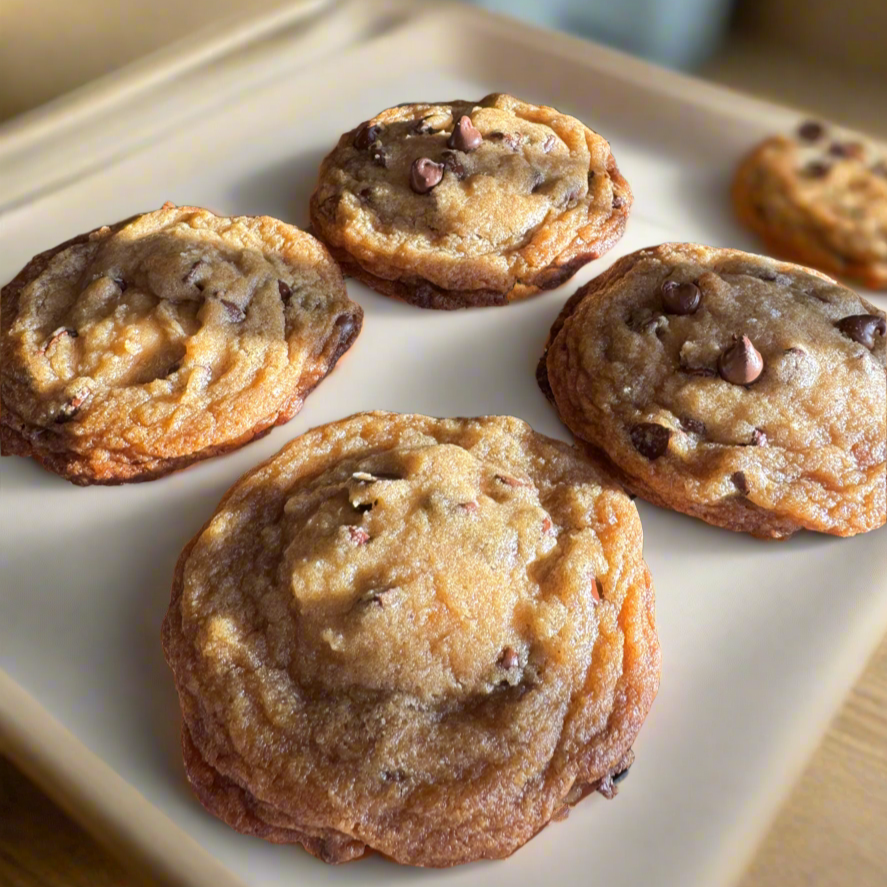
472;0;735;69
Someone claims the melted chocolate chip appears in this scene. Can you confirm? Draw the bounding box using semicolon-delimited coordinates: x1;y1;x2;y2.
410;157;444;194
680;364;717;378
219;299;245;322
40;327;78;354
802;161;831;178
499;647;520;669
680;416;706;435
612;194;626;209
836;314;886;349
348;526;370;545
359;586;397;608
731;471;749;494
358;187;373;204
441;151;466;180
354;122;382;150
182;260;205;285
55;391;88;424
829;141;865;160
489;131;521;151
412;117;434;135
718;336;764;385
630;423;671;460
370;144;391;168
448;115;482;152
354;502;374;514
278;280;292;303
798;120;825;141
758;270;792;286
751;428;767;447
633;312;667;335
460;500;479;514
113;277;128;292
542;134;557;153
661;280;701;315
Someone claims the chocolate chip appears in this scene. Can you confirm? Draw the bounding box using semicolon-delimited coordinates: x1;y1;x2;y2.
359;586;396;608
182;259;205;285
612;767;631;784
55;391;88;424
802;161;831;178
784;346;806;356
680;364;717;377
348;526;370;545
798;121;825;141
680;416;706;435
460;500;479;514
731;471;749;494
358;187;373;204
489;131;521;151
412;117;434;135
219;299;245;322
590;577;602;603
629;423;671;459
836;314;886;349
499;647;520;669
612;194;626;209
448;115;482;152
661;280;701;315
441;151;466;180
542;134;557;152
495;474;528;488
758;270;792;286
354;122;381;150
829;141;865;160
354;502;374;514
751;428;767;446
718;336;764;385
370;144;390;168
40;327;78;354
113;277;128;292
278;280;292;303
632;312;667;335
410;157;444;194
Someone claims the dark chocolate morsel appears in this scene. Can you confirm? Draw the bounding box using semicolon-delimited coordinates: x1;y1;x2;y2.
629;423;671;460
751;428;767;447
802;161;831;178
278;280;292;303
836;314;886;349
410;157;444;194
370;144;391;168
661;280;701;315
718;336;764;385
441;151;466;180
679;416;706;435
612;194;626;208
354;122;382;150
542;134;557;152
499;647;520;669
448;115;482;152
829;141;865;160
797;121;825;141
41;327;78;354
731;471;749;494
219;299;246;322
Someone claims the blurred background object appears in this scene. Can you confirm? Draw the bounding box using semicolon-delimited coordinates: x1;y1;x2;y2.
1;0;886;135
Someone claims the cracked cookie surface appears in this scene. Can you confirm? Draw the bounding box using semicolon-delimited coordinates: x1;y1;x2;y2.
539;243;886;538
1;204;362;484
309;93;632;308
733;120;887;289
161;411;659;866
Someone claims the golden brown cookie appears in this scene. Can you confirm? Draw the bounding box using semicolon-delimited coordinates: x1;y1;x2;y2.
309;94;632;309
1;204;362;484
733;120;887;289
162;412;660;866
539;243;886;539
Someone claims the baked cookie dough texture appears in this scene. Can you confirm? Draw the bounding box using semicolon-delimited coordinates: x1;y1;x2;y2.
310;93;632;308
539;243;886;539
162;412;660;866
1;205;362;483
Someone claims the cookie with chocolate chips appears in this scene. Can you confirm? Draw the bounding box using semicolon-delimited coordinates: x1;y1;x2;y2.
309;93;632;309
1;204;362;484
162;411;660;866
733;120;887;289
538;243;886;539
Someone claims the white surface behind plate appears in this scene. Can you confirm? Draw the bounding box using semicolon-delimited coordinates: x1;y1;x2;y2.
1;6;886;887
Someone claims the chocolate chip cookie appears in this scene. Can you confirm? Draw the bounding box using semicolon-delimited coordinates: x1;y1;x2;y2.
1;204;362;484
309;94;632;309
538;244;886;539
162;412;659;866
733;120;887;289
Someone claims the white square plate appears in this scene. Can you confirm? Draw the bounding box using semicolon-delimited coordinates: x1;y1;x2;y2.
1;3;885;886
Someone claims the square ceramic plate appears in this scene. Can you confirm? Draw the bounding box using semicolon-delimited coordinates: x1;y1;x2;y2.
1;2;885;886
